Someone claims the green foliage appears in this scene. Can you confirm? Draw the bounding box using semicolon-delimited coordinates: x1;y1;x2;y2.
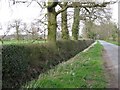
2;40;94;88
2;45;30;88
82;21;118;40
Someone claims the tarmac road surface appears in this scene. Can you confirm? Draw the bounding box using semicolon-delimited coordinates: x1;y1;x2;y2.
99;40;119;88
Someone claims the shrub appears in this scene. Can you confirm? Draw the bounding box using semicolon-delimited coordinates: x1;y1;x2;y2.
2;40;94;88
2;45;30;88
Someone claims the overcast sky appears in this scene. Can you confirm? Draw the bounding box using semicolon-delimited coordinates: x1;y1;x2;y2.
0;0;118;35
111;2;118;23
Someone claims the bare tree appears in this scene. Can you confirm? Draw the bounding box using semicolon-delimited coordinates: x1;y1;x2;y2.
8;0;116;41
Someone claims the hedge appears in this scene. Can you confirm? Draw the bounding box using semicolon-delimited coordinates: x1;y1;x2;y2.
2;40;94;88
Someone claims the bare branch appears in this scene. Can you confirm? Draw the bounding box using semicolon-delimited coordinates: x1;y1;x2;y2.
57;1;115;15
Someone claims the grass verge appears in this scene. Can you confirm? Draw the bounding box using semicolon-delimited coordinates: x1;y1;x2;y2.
23;41;107;88
106;40;120;46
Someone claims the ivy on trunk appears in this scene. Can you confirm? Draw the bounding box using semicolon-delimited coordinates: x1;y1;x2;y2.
47;1;58;42
61;2;69;40
72;7;80;40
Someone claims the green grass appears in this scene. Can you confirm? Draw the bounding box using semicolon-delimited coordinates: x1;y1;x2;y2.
106;40;120;46
1;40;46;45
23;41;107;88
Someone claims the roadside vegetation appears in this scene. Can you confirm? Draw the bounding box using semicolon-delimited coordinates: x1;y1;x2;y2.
3;40;93;88
23;41;107;88
106;40;120;46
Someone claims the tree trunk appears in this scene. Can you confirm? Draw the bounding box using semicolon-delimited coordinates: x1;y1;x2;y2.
72;7;80;40
47;10;57;42
61;3;69;40
85;20;94;39
47;2;58;42
16;25;19;41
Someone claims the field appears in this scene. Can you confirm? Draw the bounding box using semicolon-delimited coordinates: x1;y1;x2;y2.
0;40;46;45
23;41;107;88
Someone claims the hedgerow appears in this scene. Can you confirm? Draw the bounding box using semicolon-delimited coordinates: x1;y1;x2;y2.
2;40;94;88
